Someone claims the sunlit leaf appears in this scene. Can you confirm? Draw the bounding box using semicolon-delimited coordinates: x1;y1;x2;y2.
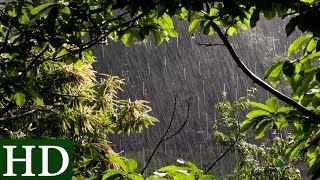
288;34;313;56
13;92;26;107
189;19;203;37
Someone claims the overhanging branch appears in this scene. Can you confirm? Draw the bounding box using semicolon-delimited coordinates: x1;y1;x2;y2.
210;22;320;124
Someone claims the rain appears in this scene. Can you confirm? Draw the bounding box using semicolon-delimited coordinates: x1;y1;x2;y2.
92;18;298;177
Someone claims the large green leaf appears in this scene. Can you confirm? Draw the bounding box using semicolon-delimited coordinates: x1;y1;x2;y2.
125;159;137;172
246;110;270;119
254;119;271;139
240;119;256;133
248;102;272;112
288;34;313;57
264;60;285;79
189;19;203;37
266;97;278;112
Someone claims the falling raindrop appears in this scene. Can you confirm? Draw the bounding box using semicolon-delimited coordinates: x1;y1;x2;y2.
143;81;145;96
197;96;200;119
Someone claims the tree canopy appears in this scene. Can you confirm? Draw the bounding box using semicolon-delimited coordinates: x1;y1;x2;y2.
1;0;320;179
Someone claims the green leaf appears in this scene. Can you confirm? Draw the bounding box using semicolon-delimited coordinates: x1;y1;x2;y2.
189;19;203;37
285;140;305;160
27;88;44;106
254;119;271;139
125;159;137;172
121;31;134;47
226;26;238;36
264;60;285;79
289;140;306;160
203;22;214;35
266;97;278;112
13;92;26;107
199;175;215;180
102;170;124;180
61;6;70;15
108;156;128;172
248;102;272;112
152;30;164;46
161;13;174;28
158;165;190;172
277;159;285;168
30;3;56;16
268;61;285;87
307;39;317;52
288;34;313;57
74;60;83;69
240;119;255;133
246;110;270;119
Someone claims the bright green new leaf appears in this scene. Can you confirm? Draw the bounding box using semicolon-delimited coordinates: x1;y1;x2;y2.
61;7;71;15
13;92;26;107
246;110;270;119
125;159;137;172
307;39;317;52
301;0;315;3
269;62;284;87
108;156;128;172
240;119;256;133
189;19;203;37
226;26;238;36
162;13;174;28
248;102;272;112
121;31;134;47
74;60;83;69
158;165;190;172
264;60;285;79
127;173;144;180
288;34;312;56
209;8;219;16
30;3;56;16
266;97;278;112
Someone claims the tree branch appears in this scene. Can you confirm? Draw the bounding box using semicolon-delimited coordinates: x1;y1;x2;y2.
204;134;239;174
209;21;320;124
0;106;53;121
140;96;191;175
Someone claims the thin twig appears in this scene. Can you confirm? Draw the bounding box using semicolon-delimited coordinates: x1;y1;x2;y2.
140;95;177;175
195;40;224;47
140;96;191;175
163;98;191;141
204;134;239;174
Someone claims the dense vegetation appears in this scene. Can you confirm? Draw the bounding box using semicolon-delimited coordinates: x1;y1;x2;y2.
1;0;320;179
